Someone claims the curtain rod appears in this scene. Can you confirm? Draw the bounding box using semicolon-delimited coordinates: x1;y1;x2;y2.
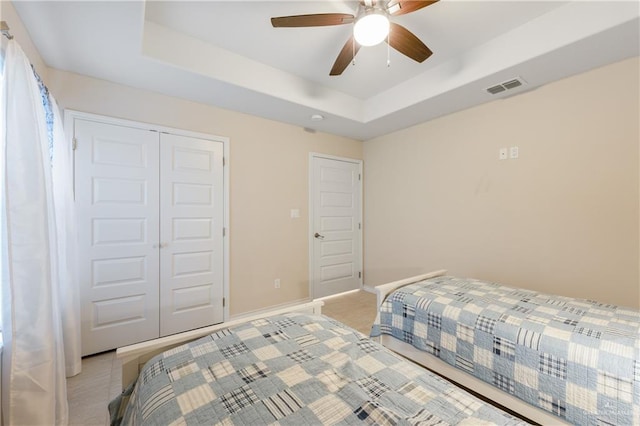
1;21;14;40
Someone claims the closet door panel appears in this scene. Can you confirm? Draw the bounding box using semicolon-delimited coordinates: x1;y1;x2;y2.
159;133;224;337
75;120;160;355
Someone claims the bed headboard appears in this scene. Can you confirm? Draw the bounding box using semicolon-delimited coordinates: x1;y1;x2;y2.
373;270;447;308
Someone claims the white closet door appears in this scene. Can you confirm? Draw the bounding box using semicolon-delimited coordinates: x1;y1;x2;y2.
75;120;160;355
159;133;224;337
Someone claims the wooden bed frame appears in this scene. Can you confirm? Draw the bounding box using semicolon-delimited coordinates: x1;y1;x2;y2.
116;300;324;390
373;270;571;426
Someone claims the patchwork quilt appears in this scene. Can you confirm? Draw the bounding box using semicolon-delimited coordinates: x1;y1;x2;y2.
371;276;640;425
113;313;525;425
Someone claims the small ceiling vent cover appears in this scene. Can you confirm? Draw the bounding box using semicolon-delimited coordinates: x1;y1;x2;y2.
486;85;506;94
486;77;526;95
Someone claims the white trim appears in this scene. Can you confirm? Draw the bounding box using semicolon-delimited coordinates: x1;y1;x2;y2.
362;285;376;294
228;297;311;322
222;128;230;321
64;109;231;322
308;153;363;300
309;152;363;164
373;270;447;309
63;109;228;142
315;288;360;302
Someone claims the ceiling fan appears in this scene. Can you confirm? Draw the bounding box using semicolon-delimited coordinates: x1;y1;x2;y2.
271;0;439;76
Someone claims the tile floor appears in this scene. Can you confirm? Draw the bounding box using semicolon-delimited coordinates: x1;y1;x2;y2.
67;289;378;425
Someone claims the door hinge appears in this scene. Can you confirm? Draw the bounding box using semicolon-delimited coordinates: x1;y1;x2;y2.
358;272;362;279
222;297;226;307
358;173;361;181
223;156;226;167
72;137;77;151
222;227;226;237
359;222;361;230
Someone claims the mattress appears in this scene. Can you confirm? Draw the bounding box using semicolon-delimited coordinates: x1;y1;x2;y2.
112;312;526;425
371;275;640;425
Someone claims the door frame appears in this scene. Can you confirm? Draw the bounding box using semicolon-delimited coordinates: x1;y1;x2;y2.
308;152;363;300
65;109;231;321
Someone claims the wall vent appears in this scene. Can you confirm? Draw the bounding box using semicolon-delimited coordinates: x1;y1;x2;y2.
486;77;526;95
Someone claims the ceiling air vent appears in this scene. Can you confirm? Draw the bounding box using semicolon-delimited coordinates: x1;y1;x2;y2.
486;85;506;95
502;79;522;90
486;77;526;95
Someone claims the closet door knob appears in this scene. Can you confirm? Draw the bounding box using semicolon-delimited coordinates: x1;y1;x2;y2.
314;232;325;239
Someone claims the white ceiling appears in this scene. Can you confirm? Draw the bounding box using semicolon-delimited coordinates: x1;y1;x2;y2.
13;1;640;140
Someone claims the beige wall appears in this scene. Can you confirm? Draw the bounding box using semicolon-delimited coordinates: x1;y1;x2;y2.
364;57;640;309
46;69;363;316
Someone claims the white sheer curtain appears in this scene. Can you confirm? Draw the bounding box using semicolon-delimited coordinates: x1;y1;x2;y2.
51;96;82;378
1;39;80;425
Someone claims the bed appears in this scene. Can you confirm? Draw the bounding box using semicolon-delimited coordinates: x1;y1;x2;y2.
110;300;527;425
371;270;640;426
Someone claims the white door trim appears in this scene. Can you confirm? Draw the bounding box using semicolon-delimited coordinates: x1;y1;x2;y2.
64;109;231;321
308;152;363;300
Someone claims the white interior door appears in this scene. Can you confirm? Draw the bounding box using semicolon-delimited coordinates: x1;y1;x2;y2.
75;119;160;355
159;133;224;337
310;155;362;299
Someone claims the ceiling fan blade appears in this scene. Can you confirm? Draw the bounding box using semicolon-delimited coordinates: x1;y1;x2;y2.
330;36;361;76
271;13;354;27
387;0;439;16
387;22;432;63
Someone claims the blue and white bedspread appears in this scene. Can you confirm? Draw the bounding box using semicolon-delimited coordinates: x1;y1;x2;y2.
114;313;525;425
371;276;640;425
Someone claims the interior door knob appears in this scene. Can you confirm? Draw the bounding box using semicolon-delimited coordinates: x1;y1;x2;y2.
314;232;325;239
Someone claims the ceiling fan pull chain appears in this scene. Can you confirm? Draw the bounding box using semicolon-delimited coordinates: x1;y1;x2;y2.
387;32;391;67
352;37;356;66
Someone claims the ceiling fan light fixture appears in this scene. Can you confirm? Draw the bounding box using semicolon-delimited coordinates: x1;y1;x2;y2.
353;11;389;47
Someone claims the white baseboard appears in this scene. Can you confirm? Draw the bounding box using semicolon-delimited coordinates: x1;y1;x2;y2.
363;284;376;294
315;288;361;301
229;298;311;322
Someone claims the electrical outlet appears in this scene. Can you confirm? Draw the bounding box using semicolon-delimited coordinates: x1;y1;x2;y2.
499;148;507;160
510;146;519;159
274;279;281;289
